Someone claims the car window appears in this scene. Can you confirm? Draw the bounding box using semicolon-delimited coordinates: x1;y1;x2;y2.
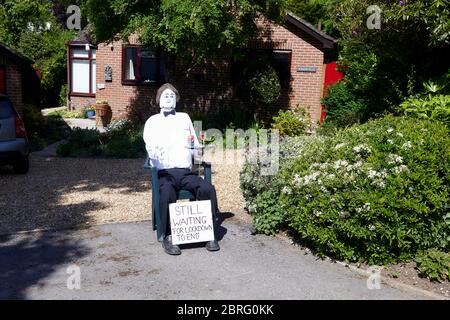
0;100;15;119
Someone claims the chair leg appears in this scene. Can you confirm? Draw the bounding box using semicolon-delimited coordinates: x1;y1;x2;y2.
155;205;164;242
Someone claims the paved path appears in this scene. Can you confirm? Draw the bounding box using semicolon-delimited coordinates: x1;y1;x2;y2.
0;219;436;300
63;118;106;132
32;118;106;157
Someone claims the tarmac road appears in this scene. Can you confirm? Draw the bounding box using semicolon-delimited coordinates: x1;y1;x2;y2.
0;219;437;300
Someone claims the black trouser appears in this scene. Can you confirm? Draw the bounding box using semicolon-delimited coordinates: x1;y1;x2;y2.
158;168;220;239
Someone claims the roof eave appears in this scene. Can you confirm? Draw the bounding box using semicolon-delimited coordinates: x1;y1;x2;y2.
285;12;336;50
0;43;34;65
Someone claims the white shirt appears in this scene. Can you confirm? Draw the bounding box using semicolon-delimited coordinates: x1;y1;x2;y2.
143;111;200;171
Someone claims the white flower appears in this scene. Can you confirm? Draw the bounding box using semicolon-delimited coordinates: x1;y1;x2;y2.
333;159;349;170
396;133;404;138
387;128;394;133
387;154;403;165
368;224;376;231
353;144;372;155
387;139;394;144
293;174;302;186
314;210;323;217
392;165;409;174
334;143;346;150
402;141;412;149
320;186;329;193
281;186;292;195
367;170;378;179
303;171;321;185
356;203;371;213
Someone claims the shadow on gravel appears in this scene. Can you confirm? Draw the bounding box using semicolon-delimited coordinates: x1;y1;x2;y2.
0;231;89;299
0;156;151;234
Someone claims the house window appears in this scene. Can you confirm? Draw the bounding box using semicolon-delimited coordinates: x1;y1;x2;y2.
230;49;291;89
271;50;291;89
122;46;165;85
0;65;5;94
69;46;96;96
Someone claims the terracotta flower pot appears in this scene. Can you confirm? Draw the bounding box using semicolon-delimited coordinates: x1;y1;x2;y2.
95;103;111;117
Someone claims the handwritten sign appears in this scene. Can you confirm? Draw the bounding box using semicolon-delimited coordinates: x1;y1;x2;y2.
169;200;215;245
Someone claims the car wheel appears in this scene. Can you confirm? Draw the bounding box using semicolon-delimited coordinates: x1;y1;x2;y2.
13;155;29;174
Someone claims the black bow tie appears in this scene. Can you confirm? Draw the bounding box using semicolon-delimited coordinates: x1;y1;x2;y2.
163;110;176;117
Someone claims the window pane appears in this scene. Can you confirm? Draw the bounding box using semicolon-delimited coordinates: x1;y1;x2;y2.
125;47;137;80
272;51;291;88
72;48;89;58
141;57;157;83
72;59;90;93
91;49;96;60
91;60;96;93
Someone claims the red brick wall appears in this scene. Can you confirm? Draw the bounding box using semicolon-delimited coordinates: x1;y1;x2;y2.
253;17;325;124
68;96;96;112
70;18;326;125
3;60;23;115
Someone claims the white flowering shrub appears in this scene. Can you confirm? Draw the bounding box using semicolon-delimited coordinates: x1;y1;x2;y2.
240;136;314;234
271;106;311;137
241;115;450;264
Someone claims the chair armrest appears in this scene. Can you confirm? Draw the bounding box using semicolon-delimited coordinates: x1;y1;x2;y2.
144;155;159;189
143;154;151;170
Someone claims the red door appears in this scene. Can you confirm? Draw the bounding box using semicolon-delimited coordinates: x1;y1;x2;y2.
0;66;5;94
320;61;343;123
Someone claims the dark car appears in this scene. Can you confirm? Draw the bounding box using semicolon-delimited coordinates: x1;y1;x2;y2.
0;94;29;173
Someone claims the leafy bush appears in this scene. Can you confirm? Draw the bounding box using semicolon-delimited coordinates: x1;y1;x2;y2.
400;94;450;127
46;108;85;119
415;249;450;283
322;81;366;128
22;104;70;151
240;135;315;234
241;115;450;264
59;84;68;108
56;128;102;157
57;120;145;158
398;76;450;128
271;106;311;137
247;65;281;106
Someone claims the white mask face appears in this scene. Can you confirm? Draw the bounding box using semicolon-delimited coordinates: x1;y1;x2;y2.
159;89;176;112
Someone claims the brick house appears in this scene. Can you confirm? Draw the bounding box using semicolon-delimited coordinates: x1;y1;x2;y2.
67;12;338;125
0;43;39;115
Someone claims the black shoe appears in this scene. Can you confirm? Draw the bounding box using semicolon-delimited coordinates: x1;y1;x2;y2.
163;235;181;255
205;240;220;252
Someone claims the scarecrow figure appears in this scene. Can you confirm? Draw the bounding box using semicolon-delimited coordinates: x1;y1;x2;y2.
143;83;220;255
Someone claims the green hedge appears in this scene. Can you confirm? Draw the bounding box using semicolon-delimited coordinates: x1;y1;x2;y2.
240;115;450;265
57;120;145;158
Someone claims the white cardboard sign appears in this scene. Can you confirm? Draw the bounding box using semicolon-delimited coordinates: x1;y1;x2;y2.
169;200;215;245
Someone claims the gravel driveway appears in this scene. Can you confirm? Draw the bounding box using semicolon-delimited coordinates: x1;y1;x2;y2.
0;150;247;235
